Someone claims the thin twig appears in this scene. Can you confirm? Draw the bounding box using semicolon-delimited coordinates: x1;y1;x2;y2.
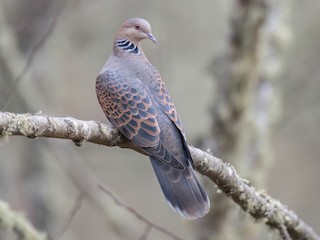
1;1;66;110
138;225;152;240
53;193;84;240
98;184;183;240
47;141;179;240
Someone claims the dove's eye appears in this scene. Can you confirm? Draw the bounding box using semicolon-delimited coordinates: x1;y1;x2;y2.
135;25;140;30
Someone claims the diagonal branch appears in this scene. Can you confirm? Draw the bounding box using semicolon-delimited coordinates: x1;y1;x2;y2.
1;0;67;110
0;111;319;240
0;198;47;240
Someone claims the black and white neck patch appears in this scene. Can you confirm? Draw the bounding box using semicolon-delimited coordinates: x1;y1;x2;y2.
116;39;140;55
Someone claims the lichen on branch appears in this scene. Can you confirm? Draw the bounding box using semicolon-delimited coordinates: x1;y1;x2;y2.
0;111;319;240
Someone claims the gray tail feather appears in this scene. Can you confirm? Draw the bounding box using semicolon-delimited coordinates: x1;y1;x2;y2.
150;156;210;219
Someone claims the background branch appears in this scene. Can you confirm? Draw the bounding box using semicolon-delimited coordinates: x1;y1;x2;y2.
0;111;318;240
197;0;290;238
0;198;47;240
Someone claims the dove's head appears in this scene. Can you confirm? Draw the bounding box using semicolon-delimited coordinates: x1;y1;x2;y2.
117;18;157;44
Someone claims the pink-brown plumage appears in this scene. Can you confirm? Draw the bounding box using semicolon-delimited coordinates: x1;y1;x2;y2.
96;18;210;219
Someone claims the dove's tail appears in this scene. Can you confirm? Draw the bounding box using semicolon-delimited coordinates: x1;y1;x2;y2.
150;156;210;219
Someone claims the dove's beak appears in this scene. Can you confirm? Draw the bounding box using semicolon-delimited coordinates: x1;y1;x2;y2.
146;33;157;44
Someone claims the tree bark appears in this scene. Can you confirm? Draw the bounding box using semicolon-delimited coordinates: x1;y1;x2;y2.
0;111;318;240
196;0;291;238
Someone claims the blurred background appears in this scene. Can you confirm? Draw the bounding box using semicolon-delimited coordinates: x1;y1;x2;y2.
0;0;319;239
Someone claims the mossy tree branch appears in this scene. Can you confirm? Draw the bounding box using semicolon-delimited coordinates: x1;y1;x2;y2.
0;111;319;240
0;199;47;240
